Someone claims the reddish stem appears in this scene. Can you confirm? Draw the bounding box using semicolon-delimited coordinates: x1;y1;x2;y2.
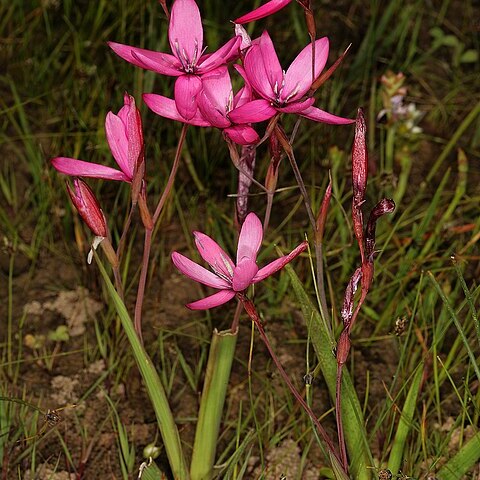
133;125;188;342
238;293;344;468
335;364;348;470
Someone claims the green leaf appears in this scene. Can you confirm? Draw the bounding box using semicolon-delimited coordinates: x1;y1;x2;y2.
48;325;69;342
190;329;238;480
459;49;479;63
437;431;480;480
95;255;190;480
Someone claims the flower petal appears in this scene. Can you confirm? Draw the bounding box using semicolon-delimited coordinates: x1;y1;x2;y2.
197;67;232;128
282;37;329;102
197;36;241;73
252;240;308;283
300;106;354;125
168;0;203;66
224;126;259;145
276;96;315;114
244;31;282;100
186;289;236;310
108;42;182;76
236;212;263;264
143;93;210;126
172;252;230;289
232;257;259;291
51;157;130;182
234;0;292;24
174;75;203;120
232;65;253;108
228;99;277;124
193;231;235;278
105;112;131;177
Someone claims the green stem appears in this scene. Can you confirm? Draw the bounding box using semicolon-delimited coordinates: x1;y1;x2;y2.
190;329;238;480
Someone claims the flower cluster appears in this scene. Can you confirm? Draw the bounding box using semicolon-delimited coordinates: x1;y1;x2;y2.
51;0;353;301
109;0;352;145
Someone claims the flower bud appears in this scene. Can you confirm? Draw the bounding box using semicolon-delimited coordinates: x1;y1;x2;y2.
234;24;252;52
143;443;161;460
66;179;107;238
365;198;395;259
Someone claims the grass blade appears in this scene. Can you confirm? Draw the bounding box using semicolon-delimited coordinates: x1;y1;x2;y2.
387;364;423;475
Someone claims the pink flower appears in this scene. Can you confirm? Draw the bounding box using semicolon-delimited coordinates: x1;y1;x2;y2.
143;65;261;145
108;0;241;120
172;212;308;309
52;93;144;183
235;0;292;24
228;31;353;126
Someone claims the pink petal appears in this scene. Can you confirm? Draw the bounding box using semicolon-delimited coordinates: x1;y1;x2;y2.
282;37;329;102
51;157;130;182
236;212;263;264
174;75;203;120
224;126;259;145
143;94;210;127
252;240;308;283
276;97;315;114
300;106;355;125
108;42;182;76
186;289;236;310
125;95;144;175
228;99;277;124
232;65;253;108
197;67;232;127
197;36;241;73
232;257;259;291
105;112;131;177
193;231;234;279
234;0;292;23
172;252;230;289
168;0;203;66
244;31;282;100
198;91;230;128
201;66;232;112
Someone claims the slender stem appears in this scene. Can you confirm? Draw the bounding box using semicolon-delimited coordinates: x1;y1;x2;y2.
230;299;243;333
116;205;134;261
263;191;274;232
134;228;152;343
112;266;124;301
133;124;188;342
279;134;331;324
238;294;343;467
153;124;188;224
335;364;348;469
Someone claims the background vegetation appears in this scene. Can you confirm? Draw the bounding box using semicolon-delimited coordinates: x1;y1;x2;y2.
0;0;479;478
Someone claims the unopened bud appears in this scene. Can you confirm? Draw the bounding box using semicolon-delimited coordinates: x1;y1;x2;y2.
336;331;351;366
352;108;368;206
365;198;395;258
234;24;252;52
67;179;107;238
143;443;161;460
